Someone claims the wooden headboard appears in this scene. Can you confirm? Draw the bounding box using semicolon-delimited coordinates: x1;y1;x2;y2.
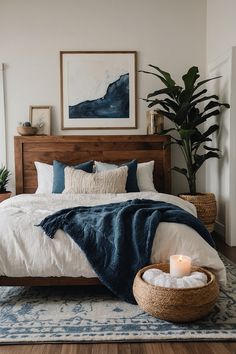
14;135;171;194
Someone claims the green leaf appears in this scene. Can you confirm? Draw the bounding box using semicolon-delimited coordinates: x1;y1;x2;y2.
203;145;220;152
167;136;184;145
178;129;196;139
190;129;212;148
193;152;219;173
147;86;182;101
139;70;170;87
182;66;200;91
191;125;218;148
191;89;207;101
191;116;207;127
204;100;222;111
203;101;230;112
188;107;200;125
191;95;219;107
174;102;190;125
147;87;175;99
200;110;220;120
172;166;188;176
147;99;170;110
192;138;212;151
158;128;176;135
148;65;176;87
190;129;202;142
146;97;180;112
194;110;220;126
156;109;177;122
178;89;192;104
0;166;10;192
193;76;222;91
202;124;219;138
164;98;180;112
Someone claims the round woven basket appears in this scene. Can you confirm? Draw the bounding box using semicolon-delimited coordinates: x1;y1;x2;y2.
133;263;219;322
178;193;217;232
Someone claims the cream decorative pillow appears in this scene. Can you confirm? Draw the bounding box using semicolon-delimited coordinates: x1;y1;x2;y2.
63;166;128;194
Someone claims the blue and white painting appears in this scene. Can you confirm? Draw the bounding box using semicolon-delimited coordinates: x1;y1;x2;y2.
61;52;136;129
69;74;129;119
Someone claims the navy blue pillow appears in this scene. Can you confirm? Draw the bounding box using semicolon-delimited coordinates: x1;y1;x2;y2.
122;160;139;193
52;160;94;193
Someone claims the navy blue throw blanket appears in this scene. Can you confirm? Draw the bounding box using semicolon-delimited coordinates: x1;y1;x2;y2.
37;199;215;304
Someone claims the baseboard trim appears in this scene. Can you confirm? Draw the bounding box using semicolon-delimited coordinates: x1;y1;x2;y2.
214;221;225;240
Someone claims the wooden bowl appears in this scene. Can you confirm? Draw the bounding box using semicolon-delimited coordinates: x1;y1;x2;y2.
17;126;38;136
133;263;219;322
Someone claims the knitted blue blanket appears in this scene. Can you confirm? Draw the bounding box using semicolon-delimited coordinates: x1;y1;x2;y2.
37;199;215;304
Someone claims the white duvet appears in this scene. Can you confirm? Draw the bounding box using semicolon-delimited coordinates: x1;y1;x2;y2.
0;192;226;284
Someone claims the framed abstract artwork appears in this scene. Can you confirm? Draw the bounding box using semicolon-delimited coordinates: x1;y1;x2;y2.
60;51;137;130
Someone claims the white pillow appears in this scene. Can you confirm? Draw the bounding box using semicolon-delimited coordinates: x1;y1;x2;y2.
63;166;128;194
137;161;156;192
34;161;53;194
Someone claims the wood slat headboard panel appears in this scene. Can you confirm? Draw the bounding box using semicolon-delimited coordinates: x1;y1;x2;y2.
14;135;171;194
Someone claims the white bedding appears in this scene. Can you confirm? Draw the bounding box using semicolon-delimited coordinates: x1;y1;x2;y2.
0;192;226;284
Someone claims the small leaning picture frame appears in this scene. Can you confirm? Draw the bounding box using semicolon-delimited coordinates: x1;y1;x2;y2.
29;106;52;135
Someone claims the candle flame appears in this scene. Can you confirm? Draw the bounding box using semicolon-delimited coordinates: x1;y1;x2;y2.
178;255;183;262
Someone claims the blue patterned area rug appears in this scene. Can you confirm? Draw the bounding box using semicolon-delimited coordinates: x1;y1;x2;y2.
0;255;235;343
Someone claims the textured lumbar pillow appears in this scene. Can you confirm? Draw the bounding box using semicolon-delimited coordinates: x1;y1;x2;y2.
95;160;156;192
95;160;139;193
63;166;128;194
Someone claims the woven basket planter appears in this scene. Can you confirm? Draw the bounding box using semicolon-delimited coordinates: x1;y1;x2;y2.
178;193;217;233
133;263;219;323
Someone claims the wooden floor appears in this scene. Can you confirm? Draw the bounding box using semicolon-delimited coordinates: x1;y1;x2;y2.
0;233;236;354
0;342;236;354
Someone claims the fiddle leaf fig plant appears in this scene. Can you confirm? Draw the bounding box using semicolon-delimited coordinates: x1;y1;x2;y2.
0;165;11;193
140;65;230;194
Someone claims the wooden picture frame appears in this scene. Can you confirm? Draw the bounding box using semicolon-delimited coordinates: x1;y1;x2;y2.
60;51;137;130
29;106;52;135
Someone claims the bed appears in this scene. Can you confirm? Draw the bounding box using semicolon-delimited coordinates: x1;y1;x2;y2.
0;135;226;288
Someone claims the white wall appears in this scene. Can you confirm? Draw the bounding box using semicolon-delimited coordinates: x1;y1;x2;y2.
0;0;207;195
206;50;231;236
206;0;236;245
207;0;236;62
0;64;6;166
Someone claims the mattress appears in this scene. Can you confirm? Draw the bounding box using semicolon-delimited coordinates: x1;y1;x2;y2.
0;192;226;284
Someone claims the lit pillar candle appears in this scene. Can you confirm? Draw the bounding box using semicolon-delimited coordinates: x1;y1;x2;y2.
170;255;192;277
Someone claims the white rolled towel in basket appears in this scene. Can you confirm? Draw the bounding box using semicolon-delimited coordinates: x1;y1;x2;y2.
142;268;208;288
